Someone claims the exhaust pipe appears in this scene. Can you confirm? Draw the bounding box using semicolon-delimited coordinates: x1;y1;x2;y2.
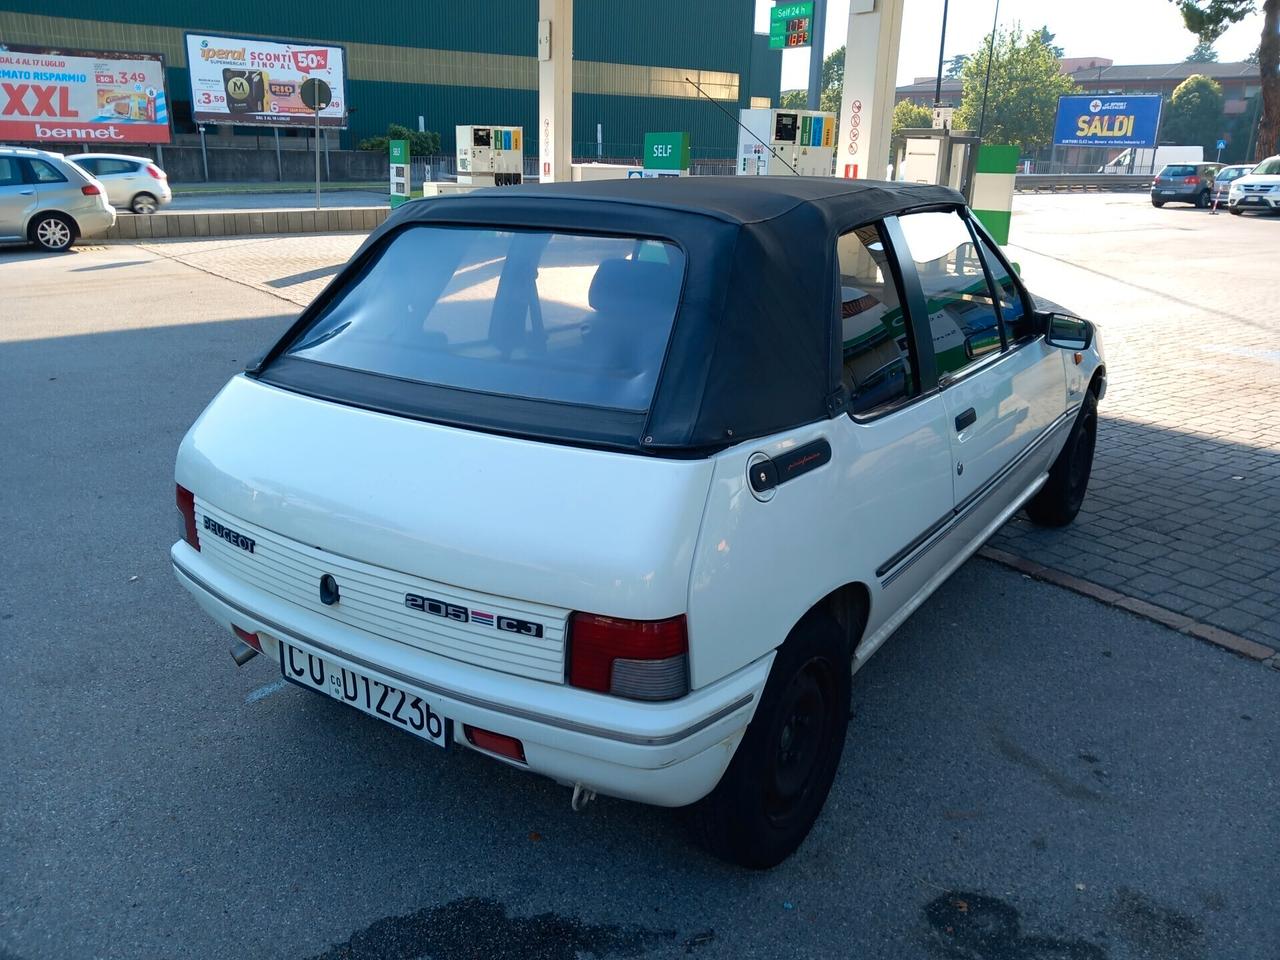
230;640;260;666
570;783;596;812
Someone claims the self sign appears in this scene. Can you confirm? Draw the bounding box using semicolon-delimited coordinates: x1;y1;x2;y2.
653;144;672;157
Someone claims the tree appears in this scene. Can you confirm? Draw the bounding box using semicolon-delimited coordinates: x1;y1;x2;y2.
1161;74;1226;150
357;123;441;156
952;24;1078;149
1169;0;1280;159
777;46;844;113
1037;26;1065;58
1187;39;1220;60
944;54;970;79
892;99;934;140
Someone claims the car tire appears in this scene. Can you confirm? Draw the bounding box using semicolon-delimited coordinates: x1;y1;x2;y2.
692;607;855;869
30;213;76;252
1025;391;1098;528
1195;190;1209;209
1229;207;1243;216
130;193;159;215
1151;199;1165;208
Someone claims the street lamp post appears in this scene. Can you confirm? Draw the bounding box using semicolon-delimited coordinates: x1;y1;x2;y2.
976;0;1001;140
933;0;950;111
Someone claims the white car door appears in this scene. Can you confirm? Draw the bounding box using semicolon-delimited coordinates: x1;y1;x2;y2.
0;157;37;240
894;210;1067;511
90;158;137;208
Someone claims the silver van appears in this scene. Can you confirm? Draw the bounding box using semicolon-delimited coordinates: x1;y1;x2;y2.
0;147;116;251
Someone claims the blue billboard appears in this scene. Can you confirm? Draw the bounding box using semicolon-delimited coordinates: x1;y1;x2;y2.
1052;94;1162;147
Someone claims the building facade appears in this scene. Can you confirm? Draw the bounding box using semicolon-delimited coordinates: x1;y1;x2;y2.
0;1;781;157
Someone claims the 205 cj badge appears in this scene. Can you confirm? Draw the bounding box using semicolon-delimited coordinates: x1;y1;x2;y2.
404;592;543;638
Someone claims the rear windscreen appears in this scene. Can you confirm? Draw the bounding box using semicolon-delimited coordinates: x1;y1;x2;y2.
285;226;686;412
1160;165;1196;177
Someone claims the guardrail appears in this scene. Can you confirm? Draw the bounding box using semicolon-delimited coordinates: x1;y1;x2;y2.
1015;174;1152;193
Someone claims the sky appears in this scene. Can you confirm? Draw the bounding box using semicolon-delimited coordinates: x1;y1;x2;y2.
753;0;1266;90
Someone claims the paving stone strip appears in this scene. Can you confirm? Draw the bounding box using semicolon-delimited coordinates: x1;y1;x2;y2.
993;196;1280;656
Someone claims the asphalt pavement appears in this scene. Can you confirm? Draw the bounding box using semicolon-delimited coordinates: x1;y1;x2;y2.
1;240;1278;960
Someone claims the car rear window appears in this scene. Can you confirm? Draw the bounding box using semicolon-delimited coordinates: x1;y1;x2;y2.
1160;165;1197;177
284;226;686;412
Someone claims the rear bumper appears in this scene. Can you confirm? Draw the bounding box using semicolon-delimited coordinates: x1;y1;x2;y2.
170;542;770;807
75;206;116;237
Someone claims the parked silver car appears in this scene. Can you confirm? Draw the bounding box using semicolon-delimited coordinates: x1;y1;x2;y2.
0;147;115;251
1210;163;1255;207
67;152;172;214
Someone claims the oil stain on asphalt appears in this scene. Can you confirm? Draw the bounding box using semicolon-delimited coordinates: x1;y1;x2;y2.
923;892;1106;959
303;896;675;960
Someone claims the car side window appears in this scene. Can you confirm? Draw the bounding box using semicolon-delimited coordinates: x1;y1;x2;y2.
27;159;68;184
836;223;918;417
896;210;1003;381
970;227;1037;344
75;158;100;175
97;158;136;175
0;157;22;187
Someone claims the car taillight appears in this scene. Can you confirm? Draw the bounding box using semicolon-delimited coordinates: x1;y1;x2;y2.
1152;176;1161;185
568;613;688;701
463;725;526;762
81;184;101;195
176;483;200;551
1183;175;1199;184
146;164;166;179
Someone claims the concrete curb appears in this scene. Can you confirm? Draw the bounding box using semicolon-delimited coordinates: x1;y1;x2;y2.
104;206;389;241
977;546;1280;667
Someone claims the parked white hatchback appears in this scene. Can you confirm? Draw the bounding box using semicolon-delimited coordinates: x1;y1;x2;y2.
66;152;172;214
172;177;1105;867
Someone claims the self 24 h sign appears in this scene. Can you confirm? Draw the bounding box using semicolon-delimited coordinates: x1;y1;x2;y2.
1052;95;1162;148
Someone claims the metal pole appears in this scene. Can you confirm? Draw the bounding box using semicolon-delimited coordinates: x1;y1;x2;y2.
807;0;828;111
596;122;602;158
274;127;283;181
198;125;209;181
315;105;321;210
933;0;950;108
324;129;330;180
976;0;1000;140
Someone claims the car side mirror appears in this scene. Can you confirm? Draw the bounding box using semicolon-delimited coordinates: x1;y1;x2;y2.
1043;312;1093;350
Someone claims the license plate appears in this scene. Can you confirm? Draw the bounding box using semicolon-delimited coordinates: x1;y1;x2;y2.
1159;190;1175;195
278;640;450;748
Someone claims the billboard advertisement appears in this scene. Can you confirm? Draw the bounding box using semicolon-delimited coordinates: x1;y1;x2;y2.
0;44;170;144
1053;94;1162;148
185;33;347;128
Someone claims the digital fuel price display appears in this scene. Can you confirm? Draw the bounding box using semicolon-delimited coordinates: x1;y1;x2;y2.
769;2;813;49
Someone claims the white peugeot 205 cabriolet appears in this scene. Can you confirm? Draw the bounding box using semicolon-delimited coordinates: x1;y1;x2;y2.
172;176;1105;867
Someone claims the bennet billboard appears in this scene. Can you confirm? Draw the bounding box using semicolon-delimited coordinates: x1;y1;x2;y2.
0;44;170;144
1053;94;1162;148
185;33;347;129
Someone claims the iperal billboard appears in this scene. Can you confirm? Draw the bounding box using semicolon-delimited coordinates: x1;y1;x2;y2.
184;33;347;128
0;44;170;144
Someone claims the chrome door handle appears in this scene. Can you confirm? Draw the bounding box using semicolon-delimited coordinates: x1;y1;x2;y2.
19;189;34;195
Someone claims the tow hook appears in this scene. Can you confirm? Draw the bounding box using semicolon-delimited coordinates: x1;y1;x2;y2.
570;783;596;812
230;640;259;666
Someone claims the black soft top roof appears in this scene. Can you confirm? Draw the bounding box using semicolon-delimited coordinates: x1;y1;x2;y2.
402;174;964;229
257;177;966;453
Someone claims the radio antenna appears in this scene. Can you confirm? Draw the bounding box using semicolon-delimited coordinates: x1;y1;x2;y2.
684;76;801;177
